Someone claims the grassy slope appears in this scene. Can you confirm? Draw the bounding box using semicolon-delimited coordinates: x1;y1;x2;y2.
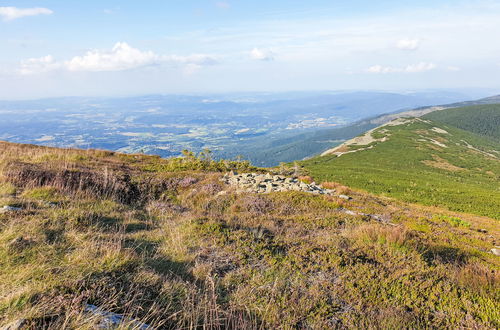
0;141;499;328
423;104;500;141
233;95;500;167
300;118;500;219
223;122;375;167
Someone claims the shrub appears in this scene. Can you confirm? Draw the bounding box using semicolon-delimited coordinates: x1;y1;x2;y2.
347;224;412;252
433;215;471;228
320;181;338;189
143;150;255;173
298;176;313;184
320;181;351;195
240;195;274;215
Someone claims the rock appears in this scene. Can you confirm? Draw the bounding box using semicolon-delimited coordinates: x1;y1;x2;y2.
216;191;227;196
1;319;26;330
491;248;500;256
342;209;358;216
339;195;352;200
85;304;151;329
0;205;22;213
221;172;338;196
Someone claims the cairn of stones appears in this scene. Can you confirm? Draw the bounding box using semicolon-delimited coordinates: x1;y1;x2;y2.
220;171;336;195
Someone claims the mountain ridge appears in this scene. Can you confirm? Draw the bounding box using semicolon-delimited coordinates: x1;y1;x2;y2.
242;94;500;166
300;104;500;219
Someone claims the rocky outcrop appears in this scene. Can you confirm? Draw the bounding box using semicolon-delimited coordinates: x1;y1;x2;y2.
220;171;337;195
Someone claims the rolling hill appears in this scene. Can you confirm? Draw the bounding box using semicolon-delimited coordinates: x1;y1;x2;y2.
300;105;500;219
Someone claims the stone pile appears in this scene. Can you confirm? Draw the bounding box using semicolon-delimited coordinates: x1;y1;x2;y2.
221;171;337;195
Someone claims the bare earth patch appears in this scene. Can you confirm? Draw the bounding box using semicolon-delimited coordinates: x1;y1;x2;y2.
422;155;464;172
431;127;449;134
321;118;413;157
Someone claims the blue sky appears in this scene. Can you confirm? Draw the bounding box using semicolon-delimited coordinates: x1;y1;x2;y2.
1;0;500;99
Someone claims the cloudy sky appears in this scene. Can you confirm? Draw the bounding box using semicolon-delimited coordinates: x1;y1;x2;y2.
1;0;500;99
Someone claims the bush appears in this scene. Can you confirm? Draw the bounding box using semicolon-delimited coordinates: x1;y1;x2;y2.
298;176;313;184
433;215;471;228
143;150;255;173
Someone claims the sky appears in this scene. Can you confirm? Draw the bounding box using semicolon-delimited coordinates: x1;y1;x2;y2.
1;0;500;99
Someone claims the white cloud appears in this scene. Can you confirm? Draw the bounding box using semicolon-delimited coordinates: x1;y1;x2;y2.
65;42;160;72
0;7;52;21
250;48;274;61
396;38;420;51
405;62;436;73
20;42;218;74
367;62;436;74
20;55;61;75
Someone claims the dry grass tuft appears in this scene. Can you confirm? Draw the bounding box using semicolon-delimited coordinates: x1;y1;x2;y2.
298;175;313;184
321;181;351;195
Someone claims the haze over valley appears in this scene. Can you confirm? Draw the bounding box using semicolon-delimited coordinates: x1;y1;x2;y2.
0;89;491;166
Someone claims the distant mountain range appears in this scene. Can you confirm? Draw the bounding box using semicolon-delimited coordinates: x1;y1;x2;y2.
0;90;492;165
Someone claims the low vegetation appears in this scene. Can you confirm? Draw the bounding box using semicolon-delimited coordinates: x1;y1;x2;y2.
0;141;498;328
423;104;500;141
300;116;500;219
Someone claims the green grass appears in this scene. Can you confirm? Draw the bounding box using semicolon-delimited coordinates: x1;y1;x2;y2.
21;187;59;201
0;183;16;196
300;118;500;219
432;215;471;228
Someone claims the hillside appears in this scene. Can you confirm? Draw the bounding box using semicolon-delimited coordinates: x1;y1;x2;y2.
242;95;500;167
423;104;500;141
0;141;498;328
300;112;500;219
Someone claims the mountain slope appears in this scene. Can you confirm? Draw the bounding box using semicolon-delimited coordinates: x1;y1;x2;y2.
243;95;500;166
0;141;498;328
423;104;500;140
300;114;500;219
